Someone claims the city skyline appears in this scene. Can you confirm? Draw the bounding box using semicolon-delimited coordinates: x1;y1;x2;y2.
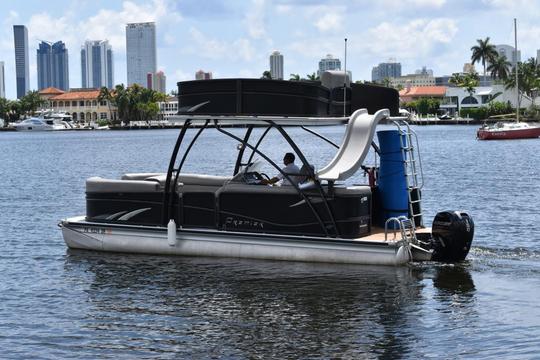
1;1;540;99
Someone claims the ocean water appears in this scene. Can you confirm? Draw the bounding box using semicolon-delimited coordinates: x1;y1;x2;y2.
0;125;539;359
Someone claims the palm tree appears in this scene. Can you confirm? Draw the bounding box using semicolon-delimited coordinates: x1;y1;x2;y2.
471;37;498;85
487;55;511;81
19;90;46;116
289;73;300;81
449;72;480;114
504;58;540;109
261;71;272;79
98;87;115;124
306;72;319;81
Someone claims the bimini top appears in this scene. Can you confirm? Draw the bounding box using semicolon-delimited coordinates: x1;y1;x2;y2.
170;108;392;182
174;77;399;118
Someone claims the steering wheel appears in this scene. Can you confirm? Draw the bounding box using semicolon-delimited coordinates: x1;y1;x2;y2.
259;173;270;180
243;171;263;184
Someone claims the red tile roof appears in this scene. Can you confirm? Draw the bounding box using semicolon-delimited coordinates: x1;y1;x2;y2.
50;89;101;100
39;87;65;95
399;86;447;97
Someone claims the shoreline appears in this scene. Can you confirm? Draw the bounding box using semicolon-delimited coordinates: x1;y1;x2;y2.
2;118;538;131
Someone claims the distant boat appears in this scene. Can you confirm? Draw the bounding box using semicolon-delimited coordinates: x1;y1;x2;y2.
477;18;540;141
13;117;70;131
477;122;540;140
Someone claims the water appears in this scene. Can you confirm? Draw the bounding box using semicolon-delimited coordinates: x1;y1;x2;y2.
1;126;539;359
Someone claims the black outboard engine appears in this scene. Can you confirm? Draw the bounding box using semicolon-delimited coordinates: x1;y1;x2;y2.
431;211;474;262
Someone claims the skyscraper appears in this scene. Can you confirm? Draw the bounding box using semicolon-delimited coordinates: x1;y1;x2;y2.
37;41;69;91
126;22;156;87
81;40;114;89
154;71;166;93
13;25;30;98
318;54;341;76
0;61;5;98
146;71;167;93
371;61;401;82
195;70;213;80
269;50;284;80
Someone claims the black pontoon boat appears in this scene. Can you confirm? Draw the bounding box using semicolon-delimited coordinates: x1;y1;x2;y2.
60;76;474;265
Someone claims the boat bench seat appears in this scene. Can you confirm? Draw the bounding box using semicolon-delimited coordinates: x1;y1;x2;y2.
86;177;161;193
121;173;232;187
121;173;164;181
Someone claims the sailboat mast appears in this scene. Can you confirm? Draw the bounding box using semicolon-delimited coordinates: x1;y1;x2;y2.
515;18;519;123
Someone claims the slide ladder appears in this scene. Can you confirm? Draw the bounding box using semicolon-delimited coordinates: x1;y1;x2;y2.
393;120;424;227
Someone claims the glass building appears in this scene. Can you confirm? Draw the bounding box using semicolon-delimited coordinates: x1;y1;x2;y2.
37;41;69;91
126;22;156;87
13;25;30;98
81;40;114;89
0;61;5;98
318;54;341;76
269;50;284;80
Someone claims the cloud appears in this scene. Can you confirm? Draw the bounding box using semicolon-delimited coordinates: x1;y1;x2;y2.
315;12;343;33
18;0;182;90
363;18;458;59
244;0;267;39
187;27;255;62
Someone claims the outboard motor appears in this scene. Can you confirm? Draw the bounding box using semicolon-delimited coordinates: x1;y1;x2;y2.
431;211;474;262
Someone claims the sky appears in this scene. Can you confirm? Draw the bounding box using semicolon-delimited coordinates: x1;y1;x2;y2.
1;0;540;99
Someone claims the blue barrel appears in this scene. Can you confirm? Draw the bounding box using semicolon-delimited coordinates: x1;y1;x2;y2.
377;130;409;229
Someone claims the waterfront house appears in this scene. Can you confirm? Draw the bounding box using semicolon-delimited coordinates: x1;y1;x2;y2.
39;87;117;123
399;86;447;103
157;96;178;121
440;84;533;116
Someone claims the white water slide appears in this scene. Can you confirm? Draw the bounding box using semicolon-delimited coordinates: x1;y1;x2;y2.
316;108;389;182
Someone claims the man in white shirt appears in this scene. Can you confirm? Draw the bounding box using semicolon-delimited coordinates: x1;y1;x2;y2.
261;152;301;186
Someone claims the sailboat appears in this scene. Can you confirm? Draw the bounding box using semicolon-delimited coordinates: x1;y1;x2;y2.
477;19;540;140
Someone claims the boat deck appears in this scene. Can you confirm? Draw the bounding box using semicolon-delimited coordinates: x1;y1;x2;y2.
361;226;431;242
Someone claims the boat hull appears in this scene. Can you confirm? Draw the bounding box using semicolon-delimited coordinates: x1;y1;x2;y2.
60;217;412;266
477;126;540;140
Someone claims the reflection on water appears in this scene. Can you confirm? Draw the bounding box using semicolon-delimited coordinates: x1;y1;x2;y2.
3;127;540;358
64;250;435;358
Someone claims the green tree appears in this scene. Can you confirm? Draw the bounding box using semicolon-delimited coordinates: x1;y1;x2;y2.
0;97;9;126
381;77;392;88
306;72;320;81
449;72;479;97
487;55;511;81
261;71;272;79
97;87;116;124
449;72;480;114
415;98;440;115
19;90;46;116
289;73;300;81
504;58;540;112
108;84;167;125
471;37;498;85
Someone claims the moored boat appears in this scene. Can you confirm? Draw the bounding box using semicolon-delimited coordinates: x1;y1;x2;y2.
60;77;474;266
477;121;540;140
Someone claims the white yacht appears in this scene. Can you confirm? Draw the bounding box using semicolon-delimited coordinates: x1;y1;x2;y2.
13;114;72;131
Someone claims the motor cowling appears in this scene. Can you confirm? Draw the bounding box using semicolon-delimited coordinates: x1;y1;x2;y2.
431;211;474;262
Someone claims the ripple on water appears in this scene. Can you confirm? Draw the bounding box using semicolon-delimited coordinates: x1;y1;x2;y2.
0;127;539;358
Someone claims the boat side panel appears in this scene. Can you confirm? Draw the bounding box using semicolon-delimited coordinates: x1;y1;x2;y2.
62;222;409;266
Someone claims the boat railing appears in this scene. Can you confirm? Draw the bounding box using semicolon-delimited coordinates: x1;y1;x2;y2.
162;117;342;238
384;216;418;244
